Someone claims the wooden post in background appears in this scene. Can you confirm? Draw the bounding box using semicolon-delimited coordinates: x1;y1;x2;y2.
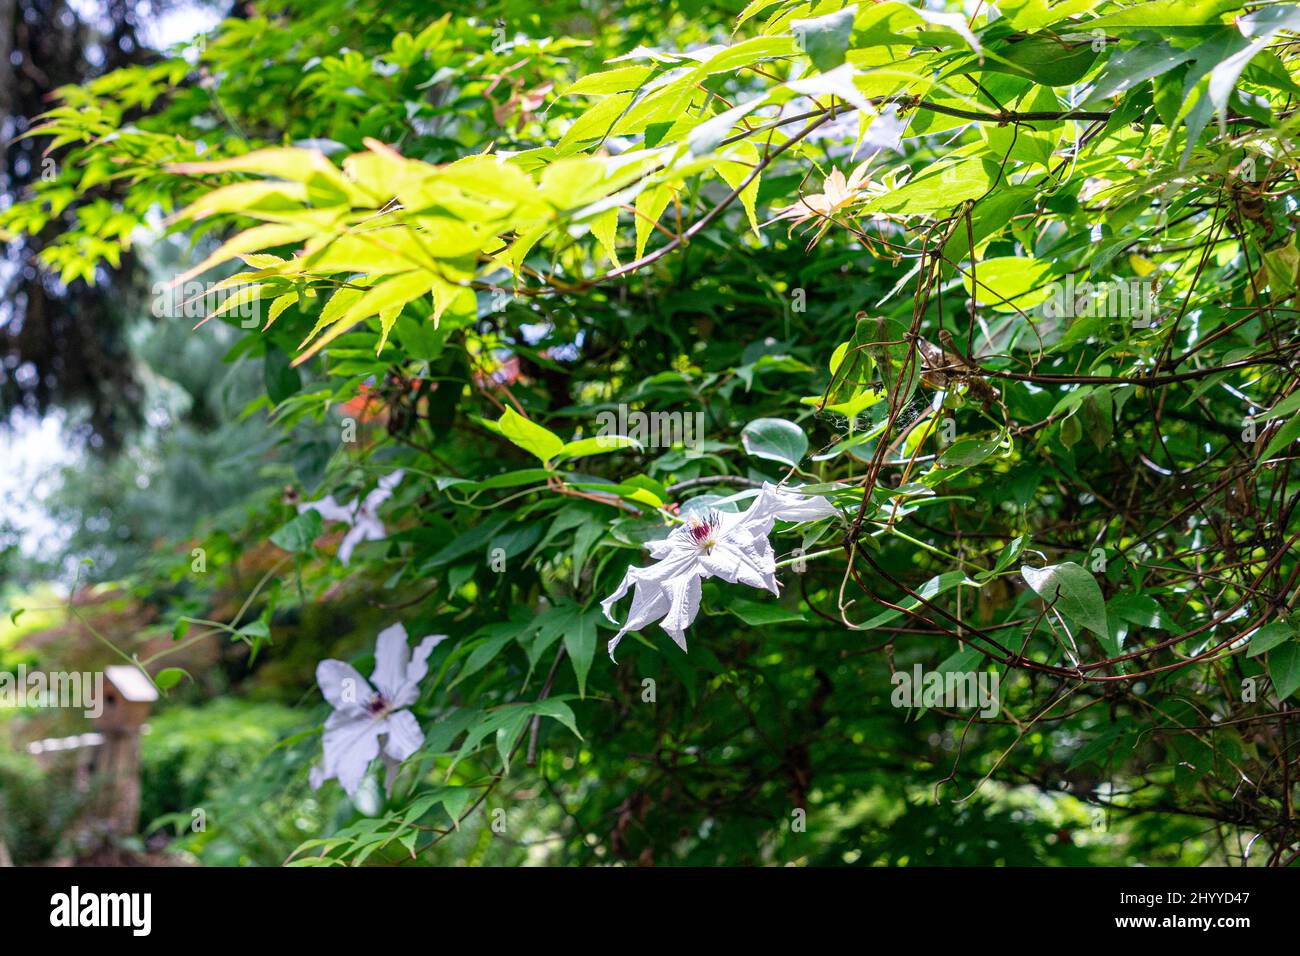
23;665;158;853
95;665;158;835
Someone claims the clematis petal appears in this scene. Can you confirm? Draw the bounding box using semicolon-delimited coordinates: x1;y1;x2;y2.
299;494;357;525
721;486;782;538
603;566;673;657
337;526;362;567
357;512;388;540
645;530;698;561
601;551;695;624
767;483;839;522
600;565;637;626
701;531;778;594
645;539;674;559
317;659;373;713
606;630;634;661
371;622;411;699
337;514;386;566
602;554;699;660
316;708;383;798
382;708;425;762
734;483;837;537
390;634;447;708
658;571;703;652
377;468;406;493
362;469;405;514
381;753;404;797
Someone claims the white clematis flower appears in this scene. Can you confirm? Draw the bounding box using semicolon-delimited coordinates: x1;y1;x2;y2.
310;622;446;799
299;469;404;566
601;482;838;660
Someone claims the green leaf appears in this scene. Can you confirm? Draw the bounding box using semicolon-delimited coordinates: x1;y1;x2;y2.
1266;390;1300;419
445;708;520;776
741;417;808;467
438;787;475;827
563;65;654;97
563;610;599;699
1059;413;1082;450
419;515;511;570
1079;390;1114;451
497;407;565;463
264;345;302;404
976;535;1029;582
556;91;635;154
494;709;531;771
936;645;985;677
1262;413;1300;460
634;183;673;260
529;698;583;740
1108;594;1170;631
961;256;1055;312
737;0;781;28
1020;562;1110;644
791;6;855;73
154;667;188;690
1087;0;1239;30
270;509;323;553
167;222;316;287
999;0;1105;32
554;435;642;462
588;206;621;266
1085;41;1196;105
1067;724;1128;772
862;159;991;215
534;603;599;696
997;33;1099;86
727;597;807;626
1247;621;1297;658
1268;642;1300;700
940;436;1001;468
438;469;553;492
451;627;516;688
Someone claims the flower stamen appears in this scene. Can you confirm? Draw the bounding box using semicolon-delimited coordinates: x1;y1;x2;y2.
687;511;720;554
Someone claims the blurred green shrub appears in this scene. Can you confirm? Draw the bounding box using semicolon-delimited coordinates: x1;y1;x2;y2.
141;697;343;865
140;698;306;829
0;750;86;864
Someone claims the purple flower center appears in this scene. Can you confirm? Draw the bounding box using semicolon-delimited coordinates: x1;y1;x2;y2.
366;693;390;717
686;511;720;551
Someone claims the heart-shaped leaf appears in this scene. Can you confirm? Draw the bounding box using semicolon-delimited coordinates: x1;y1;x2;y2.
741;417;808;468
